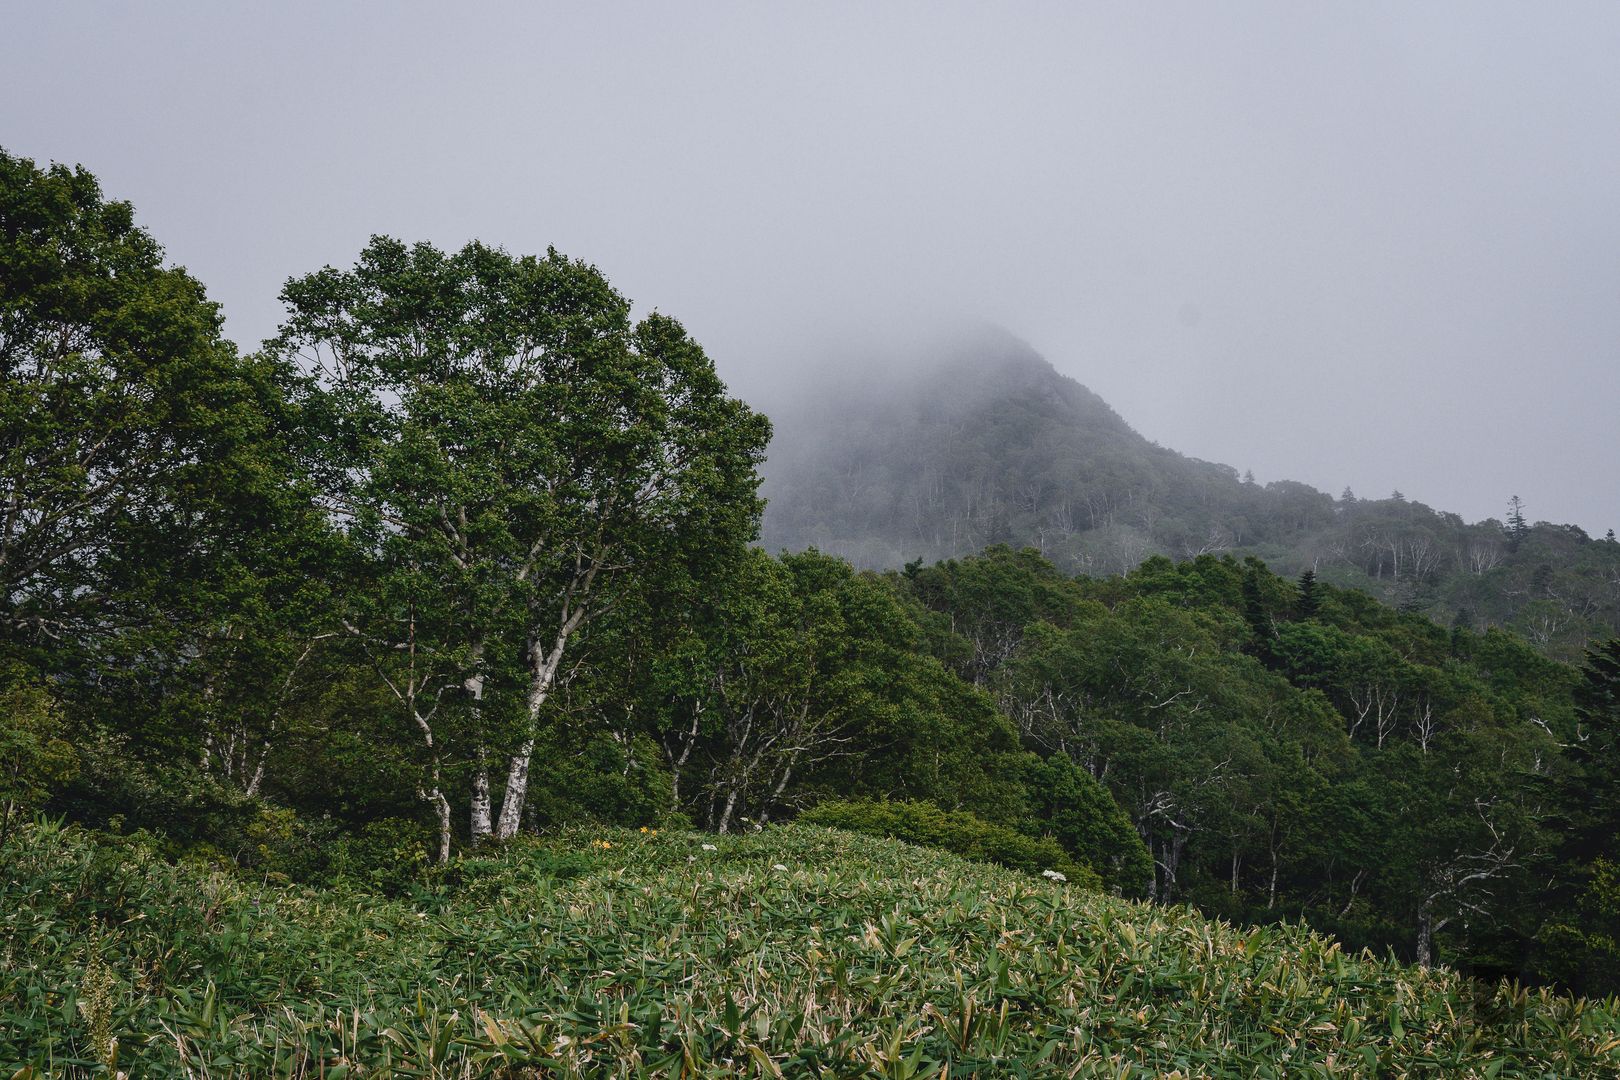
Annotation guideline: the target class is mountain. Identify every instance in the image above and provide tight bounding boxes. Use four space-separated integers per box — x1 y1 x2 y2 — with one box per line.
755 327 1620 658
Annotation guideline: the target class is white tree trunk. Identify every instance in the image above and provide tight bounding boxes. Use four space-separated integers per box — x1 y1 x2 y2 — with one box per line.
494 618 581 839
430 785 452 865
1415 906 1439 969
495 738 535 839
465 668 492 846
469 753 492 844
717 786 741 834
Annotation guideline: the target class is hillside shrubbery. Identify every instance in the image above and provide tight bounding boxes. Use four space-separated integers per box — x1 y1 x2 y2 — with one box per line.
4 821 1617 1078
801 798 1099 888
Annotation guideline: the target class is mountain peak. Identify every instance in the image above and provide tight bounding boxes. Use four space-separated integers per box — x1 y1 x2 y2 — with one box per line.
753 327 1620 657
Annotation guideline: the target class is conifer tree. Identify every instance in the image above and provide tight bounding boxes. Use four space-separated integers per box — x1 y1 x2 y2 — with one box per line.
1505 495 1529 552
1296 569 1320 619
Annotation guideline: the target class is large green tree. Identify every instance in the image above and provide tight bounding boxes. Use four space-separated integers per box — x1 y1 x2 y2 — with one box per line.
1 149 282 654
275 237 768 846
1 148 324 835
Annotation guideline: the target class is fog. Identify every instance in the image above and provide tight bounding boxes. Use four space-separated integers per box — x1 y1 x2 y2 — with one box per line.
6 2 1618 532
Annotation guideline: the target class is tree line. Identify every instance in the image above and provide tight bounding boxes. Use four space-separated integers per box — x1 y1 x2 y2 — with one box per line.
3 149 1616 995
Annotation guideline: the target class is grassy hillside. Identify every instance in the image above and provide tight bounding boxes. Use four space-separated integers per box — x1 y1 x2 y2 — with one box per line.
4 821 1617 1077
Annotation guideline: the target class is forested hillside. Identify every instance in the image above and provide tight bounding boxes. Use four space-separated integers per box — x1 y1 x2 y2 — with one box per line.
5 149 1620 1074
758 329 1620 660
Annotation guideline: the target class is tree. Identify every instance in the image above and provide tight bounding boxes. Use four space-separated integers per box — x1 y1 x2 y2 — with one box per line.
1241 561 1276 655
275 237 768 845
1567 638 1620 861
1296 569 1321 619
899 545 1090 685
1021 753 1152 895
1 149 281 652
1 149 329 830
657 549 833 832
1505 495 1529 552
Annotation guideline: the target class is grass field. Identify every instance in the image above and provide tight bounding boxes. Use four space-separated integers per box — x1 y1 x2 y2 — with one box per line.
2 819 1617 1077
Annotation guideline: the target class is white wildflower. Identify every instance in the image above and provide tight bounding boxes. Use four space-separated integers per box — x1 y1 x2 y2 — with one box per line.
701 843 718 851
1041 869 1067 883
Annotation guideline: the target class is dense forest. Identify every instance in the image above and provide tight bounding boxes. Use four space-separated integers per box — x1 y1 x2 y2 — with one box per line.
758 329 1620 662
4 142 1618 1031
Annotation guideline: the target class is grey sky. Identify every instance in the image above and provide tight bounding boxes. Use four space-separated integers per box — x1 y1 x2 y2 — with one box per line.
6 2 1618 533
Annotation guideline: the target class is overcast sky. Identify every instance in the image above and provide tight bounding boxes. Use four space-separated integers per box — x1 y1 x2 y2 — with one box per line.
6 2 1618 532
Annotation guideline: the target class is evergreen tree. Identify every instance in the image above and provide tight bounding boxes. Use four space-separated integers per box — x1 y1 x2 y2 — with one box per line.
1449 607 1474 656
1296 569 1321 619
1242 562 1276 654
1505 495 1529 551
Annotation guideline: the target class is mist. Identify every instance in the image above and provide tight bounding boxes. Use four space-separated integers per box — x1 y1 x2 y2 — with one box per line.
6 1 1618 532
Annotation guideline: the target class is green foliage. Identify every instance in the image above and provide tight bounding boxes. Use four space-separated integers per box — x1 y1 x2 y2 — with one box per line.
1534 639 1620 996
523 729 675 830
0 663 76 841
0 146 290 658
1536 858 1620 999
274 233 771 845
327 816 435 894
52 730 261 852
2 821 1616 1077
801 798 1098 887
5 152 1615 1010
1019 755 1153 897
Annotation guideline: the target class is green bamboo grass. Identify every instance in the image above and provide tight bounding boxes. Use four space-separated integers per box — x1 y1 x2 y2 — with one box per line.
3 819 1616 1077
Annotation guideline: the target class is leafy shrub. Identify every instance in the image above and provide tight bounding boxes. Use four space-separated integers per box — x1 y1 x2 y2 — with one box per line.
0 662 77 845
1535 857 1620 998
801 797 1099 887
524 730 675 829
51 728 261 853
1019 754 1153 896
327 816 433 895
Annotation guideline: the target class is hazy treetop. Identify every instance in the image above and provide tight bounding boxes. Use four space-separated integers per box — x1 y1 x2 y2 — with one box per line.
6 1 1617 531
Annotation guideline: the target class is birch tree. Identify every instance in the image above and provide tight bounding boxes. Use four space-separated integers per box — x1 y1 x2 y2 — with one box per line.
276 237 767 842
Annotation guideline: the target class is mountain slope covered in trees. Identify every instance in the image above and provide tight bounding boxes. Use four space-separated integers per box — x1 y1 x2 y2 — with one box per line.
758 329 1620 659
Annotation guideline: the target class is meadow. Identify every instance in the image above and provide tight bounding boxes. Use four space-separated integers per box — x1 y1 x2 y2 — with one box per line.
3 820 1617 1078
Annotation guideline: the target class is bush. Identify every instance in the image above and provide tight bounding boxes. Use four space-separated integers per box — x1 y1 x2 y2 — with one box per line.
523 730 675 829
1535 857 1620 998
1019 755 1154 896
801 798 1099 887
327 816 434 895
0 663 77 844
